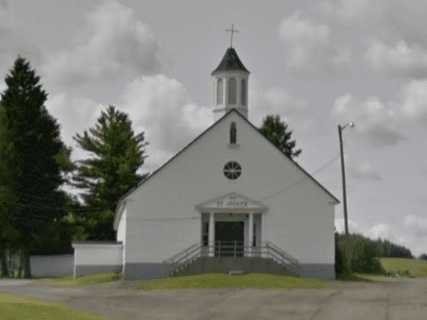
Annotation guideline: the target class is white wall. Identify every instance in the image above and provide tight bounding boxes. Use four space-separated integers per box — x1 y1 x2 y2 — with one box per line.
30 254 73 278
124 112 336 266
72 243 122 277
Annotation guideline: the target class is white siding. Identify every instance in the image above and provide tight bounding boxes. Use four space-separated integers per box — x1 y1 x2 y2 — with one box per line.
124 112 336 265
73 244 122 267
31 255 73 278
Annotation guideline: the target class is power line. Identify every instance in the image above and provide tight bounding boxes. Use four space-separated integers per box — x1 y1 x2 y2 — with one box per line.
258 154 339 202
102 154 341 224
1 154 340 221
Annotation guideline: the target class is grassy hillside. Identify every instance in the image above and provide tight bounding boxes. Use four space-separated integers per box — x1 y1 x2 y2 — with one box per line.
138 273 328 290
380 258 427 277
0 293 102 320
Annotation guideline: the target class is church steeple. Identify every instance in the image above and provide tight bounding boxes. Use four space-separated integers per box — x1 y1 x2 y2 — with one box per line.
212 47 250 120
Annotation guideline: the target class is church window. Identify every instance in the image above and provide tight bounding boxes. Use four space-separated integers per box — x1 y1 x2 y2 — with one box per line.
217 79 223 105
228 78 237 105
241 79 247 106
223 161 241 180
230 122 237 144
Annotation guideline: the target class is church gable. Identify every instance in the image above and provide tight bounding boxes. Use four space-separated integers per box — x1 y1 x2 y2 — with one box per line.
114 46 338 229
116 109 337 221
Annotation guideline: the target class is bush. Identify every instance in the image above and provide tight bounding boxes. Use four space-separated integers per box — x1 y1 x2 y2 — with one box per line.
335 233 388 275
335 233 351 275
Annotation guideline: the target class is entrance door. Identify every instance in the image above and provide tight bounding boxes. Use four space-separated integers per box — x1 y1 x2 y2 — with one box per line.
215 221 244 257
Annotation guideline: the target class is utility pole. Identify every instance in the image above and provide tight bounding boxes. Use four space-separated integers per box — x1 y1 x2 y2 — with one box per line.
338 122 354 236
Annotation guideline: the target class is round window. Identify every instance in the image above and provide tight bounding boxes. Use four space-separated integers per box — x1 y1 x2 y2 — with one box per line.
223 161 242 180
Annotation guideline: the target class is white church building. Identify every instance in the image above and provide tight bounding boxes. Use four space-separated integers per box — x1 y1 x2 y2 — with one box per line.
73 46 339 280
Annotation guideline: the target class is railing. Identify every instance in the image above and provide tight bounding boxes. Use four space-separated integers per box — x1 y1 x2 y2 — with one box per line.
215 241 245 257
163 241 301 276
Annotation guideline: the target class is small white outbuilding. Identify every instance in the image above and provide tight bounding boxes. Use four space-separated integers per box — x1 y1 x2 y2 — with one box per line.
75 46 339 280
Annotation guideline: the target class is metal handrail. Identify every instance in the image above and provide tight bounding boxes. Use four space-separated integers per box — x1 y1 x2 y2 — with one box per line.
163 243 200 264
163 240 301 276
266 241 299 265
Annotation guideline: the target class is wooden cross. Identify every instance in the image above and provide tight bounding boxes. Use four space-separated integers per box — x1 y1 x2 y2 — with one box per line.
226 24 239 47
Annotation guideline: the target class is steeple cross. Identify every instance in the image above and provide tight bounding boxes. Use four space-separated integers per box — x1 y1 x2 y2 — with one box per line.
226 24 239 47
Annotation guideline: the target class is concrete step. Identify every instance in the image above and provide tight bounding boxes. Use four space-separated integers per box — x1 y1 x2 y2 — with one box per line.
173 257 291 277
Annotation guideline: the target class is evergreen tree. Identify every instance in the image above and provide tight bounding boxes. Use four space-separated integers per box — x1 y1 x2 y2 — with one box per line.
73 106 148 240
0 57 68 277
259 115 302 159
0 105 17 277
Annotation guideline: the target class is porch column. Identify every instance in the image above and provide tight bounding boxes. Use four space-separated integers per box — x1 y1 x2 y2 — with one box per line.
247 212 254 257
208 212 215 257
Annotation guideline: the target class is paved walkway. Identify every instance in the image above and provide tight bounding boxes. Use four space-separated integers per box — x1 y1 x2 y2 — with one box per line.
1 278 427 319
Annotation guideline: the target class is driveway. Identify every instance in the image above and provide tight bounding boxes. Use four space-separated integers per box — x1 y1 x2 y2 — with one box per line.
1 278 427 319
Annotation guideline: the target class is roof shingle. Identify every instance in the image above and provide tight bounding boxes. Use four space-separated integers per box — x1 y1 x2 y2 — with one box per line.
211 47 250 75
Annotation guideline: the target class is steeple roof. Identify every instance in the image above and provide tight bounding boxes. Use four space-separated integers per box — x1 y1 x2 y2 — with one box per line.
211 47 250 75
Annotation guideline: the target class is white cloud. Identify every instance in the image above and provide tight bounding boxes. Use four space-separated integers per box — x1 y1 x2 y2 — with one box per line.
366 41 427 77
335 218 361 234
251 85 306 124
366 223 393 240
47 74 212 172
0 0 9 24
43 0 162 92
349 162 382 181
332 94 405 146
335 217 427 256
46 93 103 157
401 80 427 122
39 1 212 174
404 215 427 238
321 0 384 27
0 1 41 76
278 12 333 71
389 215 427 256
120 74 211 171
319 1 427 78
335 219 422 255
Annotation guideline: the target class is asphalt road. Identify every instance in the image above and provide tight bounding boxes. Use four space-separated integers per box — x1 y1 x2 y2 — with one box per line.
1 277 427 319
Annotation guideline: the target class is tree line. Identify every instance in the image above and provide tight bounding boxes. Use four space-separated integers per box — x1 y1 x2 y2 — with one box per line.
335 232 413 275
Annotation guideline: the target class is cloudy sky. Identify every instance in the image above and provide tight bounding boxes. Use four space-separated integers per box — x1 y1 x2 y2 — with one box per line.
1 0 427 255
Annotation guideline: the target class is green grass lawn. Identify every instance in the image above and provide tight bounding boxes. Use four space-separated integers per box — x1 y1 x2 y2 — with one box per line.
380 258 427 277
138 273 328 290
0 293 102 320
42 272 120 287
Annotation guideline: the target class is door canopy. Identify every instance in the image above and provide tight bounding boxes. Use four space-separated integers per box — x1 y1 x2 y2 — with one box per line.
196 192 267 213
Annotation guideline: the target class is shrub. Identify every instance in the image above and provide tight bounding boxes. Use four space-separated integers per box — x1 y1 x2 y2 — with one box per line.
335 233 351 275
335 233 387 275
